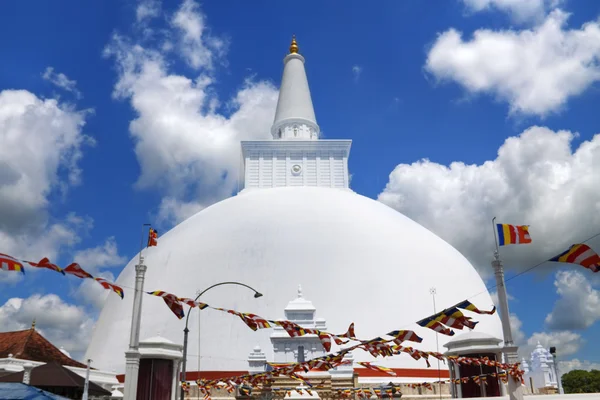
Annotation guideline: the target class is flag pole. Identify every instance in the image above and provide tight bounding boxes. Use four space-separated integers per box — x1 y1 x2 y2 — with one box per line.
124 223 151 400
490 217 523 400
492 216 500 261
429 287 442 400
139 223 151 265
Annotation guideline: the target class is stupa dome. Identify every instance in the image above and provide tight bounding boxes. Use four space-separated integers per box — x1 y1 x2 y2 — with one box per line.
85 186 502 373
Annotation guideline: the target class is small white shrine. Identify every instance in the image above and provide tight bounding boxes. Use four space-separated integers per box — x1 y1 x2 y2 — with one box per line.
248 285 354 379
522 342 559 394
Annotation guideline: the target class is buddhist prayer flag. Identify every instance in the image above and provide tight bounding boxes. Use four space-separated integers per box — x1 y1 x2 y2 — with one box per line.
147 227 158 247
0 254 25 274
496 223 531 246
148 291 185 319
64 263 94 279
455 300 496 315
95 277 124 299
549 244 600 273
30 257 65 275
434 307 478 330
386 329 423 343
336 322 356 339
178 297 209 309
416 316 455 336
357 362 397 376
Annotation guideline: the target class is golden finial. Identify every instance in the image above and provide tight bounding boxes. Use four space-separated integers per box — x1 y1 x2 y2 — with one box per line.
289 35 299 54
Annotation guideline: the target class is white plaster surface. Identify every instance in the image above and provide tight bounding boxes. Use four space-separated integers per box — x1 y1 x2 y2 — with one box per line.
86 186 502 373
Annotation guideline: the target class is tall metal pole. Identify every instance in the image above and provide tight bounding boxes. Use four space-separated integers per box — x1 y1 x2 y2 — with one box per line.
179 282 263 400
82 359 91 400
124 224 150 400
491 217 523 400
551 350 563 394
429 287 442 400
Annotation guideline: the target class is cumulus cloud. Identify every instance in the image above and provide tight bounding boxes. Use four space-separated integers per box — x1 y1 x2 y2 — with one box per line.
0 294 95 358
425 10 600 116
352 65 362 82
0 90 94 272
104 0 278 225
490 290 516 308
378 126 600 276
510 312 527 345
461 0 562 24
75 271 117 310
510 313 584 363
559 359 600 375
526 331 584 357
42 67 82 99
545 270 600 330
136 0 160 23
171 0 227 70
73 236 127 273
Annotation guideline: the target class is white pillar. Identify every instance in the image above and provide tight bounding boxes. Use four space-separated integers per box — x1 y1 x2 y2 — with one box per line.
492 257 524 400
172 359 181 400
82 358 91 400
123 263 147 399
22 363 33 385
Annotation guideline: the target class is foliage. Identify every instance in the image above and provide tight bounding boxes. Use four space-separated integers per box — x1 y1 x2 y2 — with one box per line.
562 369 600 393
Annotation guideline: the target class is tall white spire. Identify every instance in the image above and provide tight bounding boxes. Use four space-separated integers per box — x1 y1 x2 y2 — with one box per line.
271 36 319 140
240 36 351 191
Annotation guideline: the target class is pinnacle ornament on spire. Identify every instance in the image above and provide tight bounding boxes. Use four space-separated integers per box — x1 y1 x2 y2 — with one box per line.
297 284 303 298
289 35 299 54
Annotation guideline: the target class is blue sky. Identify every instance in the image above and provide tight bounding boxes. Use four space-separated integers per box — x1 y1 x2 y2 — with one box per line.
1 0 600 374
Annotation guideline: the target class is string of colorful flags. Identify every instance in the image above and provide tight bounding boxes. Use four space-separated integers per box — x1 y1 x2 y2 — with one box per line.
265 368 511 397
265 368 512 397
0 226 160 298
179 349 525 399
0 253 125 298
184 370 512 398
1 222 599 301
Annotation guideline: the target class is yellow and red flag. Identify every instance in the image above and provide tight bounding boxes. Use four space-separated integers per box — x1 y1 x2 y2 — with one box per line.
147 227 158 247
496 223 531 246
549 244 600 273
0 253 25 274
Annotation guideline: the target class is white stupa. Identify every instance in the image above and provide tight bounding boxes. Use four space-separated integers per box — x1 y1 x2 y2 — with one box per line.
85 37 502 377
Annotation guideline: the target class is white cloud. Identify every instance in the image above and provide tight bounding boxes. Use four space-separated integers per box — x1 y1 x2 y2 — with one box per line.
425 10 600 116
73 236 128 273
0 294 95 358
510 313 586 367
461 0 562 24
42 67 82 99
526 331 584 357
75 271 116 310
545 270 600 330
104 0 278 225
559 358 600 375
156 196 206 225
378 126 600 276
510 313 527 345
352 65 362 82
0 90 94 269
171 0 227 70
136 0 160 23
490 290 516 308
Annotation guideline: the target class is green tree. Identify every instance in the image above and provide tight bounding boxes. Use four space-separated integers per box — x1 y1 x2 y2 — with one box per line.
562 369 600 393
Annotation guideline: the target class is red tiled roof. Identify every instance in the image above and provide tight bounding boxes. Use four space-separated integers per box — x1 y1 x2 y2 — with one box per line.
0 328 87 369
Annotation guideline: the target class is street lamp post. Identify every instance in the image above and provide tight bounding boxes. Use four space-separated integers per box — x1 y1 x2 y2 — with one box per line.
179 282 263 400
